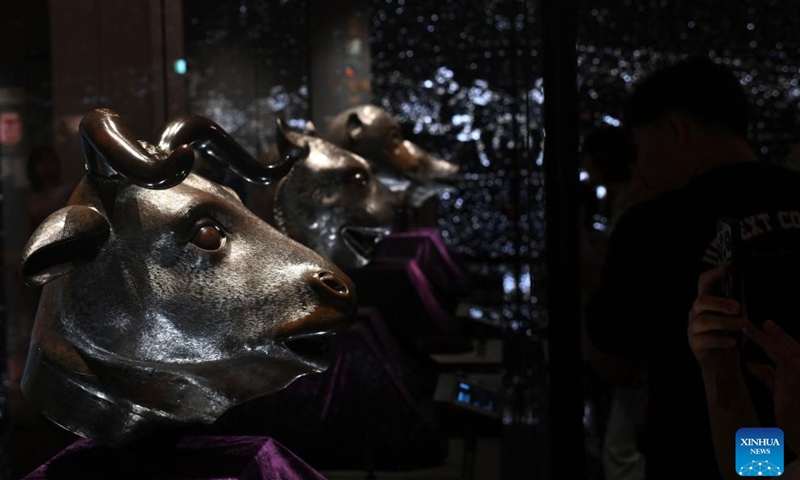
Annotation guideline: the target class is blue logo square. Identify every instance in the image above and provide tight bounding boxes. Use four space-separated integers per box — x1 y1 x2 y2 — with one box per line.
736 427 784 476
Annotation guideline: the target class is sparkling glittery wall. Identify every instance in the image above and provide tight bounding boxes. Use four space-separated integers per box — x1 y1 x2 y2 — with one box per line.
369 0 547 434
369 0 545 266
576 0 800 162
184 0 310 158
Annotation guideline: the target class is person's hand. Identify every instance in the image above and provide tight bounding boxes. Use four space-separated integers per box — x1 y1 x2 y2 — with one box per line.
744 320 800 454
687 267 745 372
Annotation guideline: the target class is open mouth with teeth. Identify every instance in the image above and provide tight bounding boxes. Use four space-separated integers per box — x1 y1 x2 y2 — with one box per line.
341 226 390 263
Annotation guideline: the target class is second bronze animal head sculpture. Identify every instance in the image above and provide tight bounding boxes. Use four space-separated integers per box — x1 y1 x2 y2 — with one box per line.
20 109 357 446
272 120 396 269
159 116 397 269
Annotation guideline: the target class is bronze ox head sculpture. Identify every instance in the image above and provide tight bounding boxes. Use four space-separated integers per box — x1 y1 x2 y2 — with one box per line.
325 104 460 207
20 108 357 446
159 116 396 270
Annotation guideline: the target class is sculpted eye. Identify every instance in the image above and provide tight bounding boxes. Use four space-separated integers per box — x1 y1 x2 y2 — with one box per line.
345 169 369 186
190 219 226 252
353 172 367 185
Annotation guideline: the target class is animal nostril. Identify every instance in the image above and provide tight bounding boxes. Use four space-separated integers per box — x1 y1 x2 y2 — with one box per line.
316 271 349 296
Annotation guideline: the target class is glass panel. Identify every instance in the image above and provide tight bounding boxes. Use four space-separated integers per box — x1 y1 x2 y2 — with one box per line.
2 1 547 479
368 1 546 477
182 2 544 477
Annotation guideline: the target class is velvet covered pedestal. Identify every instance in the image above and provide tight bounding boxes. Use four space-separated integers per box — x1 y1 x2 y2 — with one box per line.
371 229 471 300
345 229 474 354
22 436 327 480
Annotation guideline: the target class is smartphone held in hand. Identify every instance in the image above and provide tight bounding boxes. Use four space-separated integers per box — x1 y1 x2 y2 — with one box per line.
713 217 744 408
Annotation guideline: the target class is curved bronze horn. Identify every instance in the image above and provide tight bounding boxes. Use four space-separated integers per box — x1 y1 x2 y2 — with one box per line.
81 109 194 189
158 115 299 185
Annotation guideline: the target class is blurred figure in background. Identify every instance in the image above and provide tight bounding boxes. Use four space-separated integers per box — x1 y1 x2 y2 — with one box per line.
581 125 649 228
579 125 651 480
579 125 648 298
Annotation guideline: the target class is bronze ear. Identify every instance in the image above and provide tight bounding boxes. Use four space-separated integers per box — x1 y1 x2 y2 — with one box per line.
304 121 318 136
275 118 310 162
346 112 365 141
20 205 110 287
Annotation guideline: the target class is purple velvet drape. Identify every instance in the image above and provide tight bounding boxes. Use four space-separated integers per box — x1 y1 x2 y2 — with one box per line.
345 228 473 353
373 228 471 299
22 436 327 480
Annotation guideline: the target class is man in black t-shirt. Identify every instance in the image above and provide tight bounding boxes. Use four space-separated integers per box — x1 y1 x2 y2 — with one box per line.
584 57 800 480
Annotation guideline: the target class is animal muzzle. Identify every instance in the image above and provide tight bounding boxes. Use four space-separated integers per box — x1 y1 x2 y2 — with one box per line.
423 155 460 181
276 269 356 342
392 141 421 175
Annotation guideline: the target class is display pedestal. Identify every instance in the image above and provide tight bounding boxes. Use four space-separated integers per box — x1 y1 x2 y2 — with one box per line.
372 229 471 299
346 229 473 354
22 436 327 480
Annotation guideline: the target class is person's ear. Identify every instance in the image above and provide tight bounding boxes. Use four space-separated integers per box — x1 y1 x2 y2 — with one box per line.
666 113 689 149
